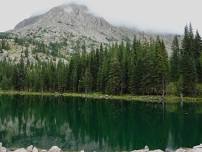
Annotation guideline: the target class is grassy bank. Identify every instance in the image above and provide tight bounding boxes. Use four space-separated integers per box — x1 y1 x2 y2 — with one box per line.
0 90 202 104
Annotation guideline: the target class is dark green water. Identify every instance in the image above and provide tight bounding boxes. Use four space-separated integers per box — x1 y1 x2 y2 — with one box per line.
0 95 202 151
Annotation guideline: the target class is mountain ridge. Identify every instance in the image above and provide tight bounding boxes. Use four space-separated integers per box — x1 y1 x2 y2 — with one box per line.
11 3 175 51
0 3 177 64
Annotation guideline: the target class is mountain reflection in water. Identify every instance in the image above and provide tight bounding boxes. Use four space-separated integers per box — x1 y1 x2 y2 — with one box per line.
0 95 202 152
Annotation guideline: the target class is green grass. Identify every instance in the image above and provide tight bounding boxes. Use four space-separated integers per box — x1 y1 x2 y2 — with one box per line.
1 90 202 104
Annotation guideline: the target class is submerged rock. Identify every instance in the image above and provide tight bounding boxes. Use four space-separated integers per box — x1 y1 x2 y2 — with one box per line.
0 147 7 152
175 148 186 152
0 143 6 152
193 144 202 149
27 145 33 152
131 145 149 152
165 148 174 152
1 143 202 152
32 147 38 152
48 146 62 152
131 149 163 152
150 149 164 152
176 148 196 152
193 144 202 152
131 149 147 152
14 148 27 152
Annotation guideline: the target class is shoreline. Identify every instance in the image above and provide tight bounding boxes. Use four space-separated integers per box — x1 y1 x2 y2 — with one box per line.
0 90 202 103
1 143 202 152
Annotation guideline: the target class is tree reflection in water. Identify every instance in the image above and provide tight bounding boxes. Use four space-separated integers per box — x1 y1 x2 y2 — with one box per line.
0 95 202 151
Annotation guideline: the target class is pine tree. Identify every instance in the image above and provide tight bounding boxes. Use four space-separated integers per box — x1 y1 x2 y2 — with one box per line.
69 50 81 92
0 76 11 90
140 40 158 95
57 60 66 92
106 56 121 94
180 25 197 96
120 42 130 94
200 53 202 82
170 35 180 82
194 30 202 82
0 41 2 53
129 39 144 94
97 50 109 93
89 49 99 91
180 53 197 95
1 39 10 50
152 37 169 95
82 67 93 93
25 47 29 58
12 55 26 90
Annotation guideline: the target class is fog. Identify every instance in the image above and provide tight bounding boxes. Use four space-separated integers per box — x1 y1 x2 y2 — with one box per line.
0 0 201 34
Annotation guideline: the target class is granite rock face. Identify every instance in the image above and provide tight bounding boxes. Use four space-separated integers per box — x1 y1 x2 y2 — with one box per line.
11 3 174 53
1 3 176 64
12 3 136 44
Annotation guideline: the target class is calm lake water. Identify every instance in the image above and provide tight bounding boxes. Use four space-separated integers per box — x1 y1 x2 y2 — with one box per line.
0 95 202 151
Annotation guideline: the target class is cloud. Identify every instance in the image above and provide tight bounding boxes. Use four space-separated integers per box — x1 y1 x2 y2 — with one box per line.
0 0 65 31
82 0 202 34
0 0 201 34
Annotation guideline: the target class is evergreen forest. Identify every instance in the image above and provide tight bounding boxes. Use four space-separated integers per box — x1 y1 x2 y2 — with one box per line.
0 24 202 97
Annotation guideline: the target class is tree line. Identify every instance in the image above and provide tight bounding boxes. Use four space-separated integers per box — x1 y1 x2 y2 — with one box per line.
170 24 202 96
0 24 201 96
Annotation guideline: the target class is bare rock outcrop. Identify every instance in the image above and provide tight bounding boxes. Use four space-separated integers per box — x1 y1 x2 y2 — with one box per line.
11 3 174 54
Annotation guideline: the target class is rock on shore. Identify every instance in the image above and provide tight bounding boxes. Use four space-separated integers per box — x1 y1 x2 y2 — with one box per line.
0 143 85 152
131 144 202 152
1 143 202 152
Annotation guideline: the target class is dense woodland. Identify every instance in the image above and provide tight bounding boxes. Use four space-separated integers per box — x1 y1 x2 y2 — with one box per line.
0 24 202 96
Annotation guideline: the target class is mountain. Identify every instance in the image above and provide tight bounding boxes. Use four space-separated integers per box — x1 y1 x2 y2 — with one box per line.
13 4 134 43
0 3 176 63
11 3 175 50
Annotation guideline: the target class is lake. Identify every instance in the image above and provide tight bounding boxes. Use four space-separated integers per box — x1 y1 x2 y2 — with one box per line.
0 95 202 152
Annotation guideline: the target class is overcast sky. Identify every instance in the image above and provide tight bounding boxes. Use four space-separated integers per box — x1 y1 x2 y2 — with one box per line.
0 0 201 34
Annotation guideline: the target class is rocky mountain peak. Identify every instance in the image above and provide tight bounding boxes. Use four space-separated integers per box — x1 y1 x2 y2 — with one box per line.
11 3 174 54
14 4 90 30
12 3 121 44
60 3 89 14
